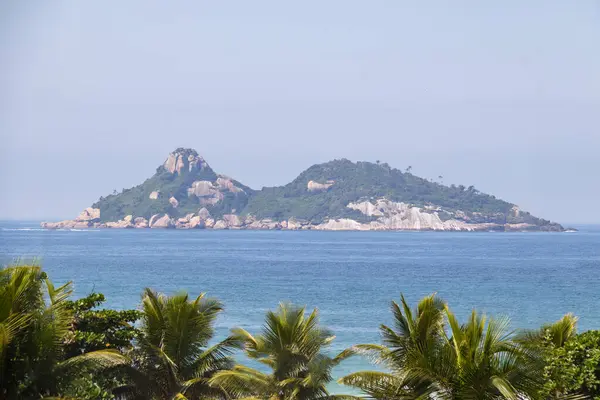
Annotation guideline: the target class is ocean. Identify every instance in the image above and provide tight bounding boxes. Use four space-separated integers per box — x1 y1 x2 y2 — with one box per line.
1 220 599 388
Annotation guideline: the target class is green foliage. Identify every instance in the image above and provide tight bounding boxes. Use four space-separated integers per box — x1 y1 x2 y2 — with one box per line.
517 313 579 350
243 159 553 226
6 262 598 399
93 166 217 222
58 373 116 400
0 264 129 399
210 303 358 400
340 294 542 399
53 293 141 399
64 292 141 356
92 148 252 222
127 288 241 399
538 330 600 399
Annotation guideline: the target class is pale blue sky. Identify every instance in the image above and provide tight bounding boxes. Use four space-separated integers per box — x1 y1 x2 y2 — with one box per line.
1 1 598 223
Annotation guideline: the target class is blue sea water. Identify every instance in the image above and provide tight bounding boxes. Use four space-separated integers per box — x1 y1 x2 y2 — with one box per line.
1 220 599 388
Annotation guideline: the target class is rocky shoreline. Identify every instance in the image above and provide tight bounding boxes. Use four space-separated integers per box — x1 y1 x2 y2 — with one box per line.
40 203 565 232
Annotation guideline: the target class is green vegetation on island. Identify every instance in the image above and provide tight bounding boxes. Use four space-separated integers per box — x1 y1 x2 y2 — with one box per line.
243 158 549 225
2 262 599 399
92 148 253 222
69 148 563 231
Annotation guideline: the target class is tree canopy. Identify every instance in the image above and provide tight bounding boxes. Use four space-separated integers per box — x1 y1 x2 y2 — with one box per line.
2 263 597 399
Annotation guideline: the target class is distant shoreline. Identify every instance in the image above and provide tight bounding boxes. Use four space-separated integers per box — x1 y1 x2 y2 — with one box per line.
36 224 575 233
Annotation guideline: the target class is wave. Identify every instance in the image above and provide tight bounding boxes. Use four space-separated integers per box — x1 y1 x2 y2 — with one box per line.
1 227 98 232
57 228 98 232
1 228 46 231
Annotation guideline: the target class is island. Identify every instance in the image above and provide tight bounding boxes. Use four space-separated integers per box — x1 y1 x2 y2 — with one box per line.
41 148 564 231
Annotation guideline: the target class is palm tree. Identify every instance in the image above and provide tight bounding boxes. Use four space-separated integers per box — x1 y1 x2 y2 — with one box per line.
440 308 540 399
340 294 541 399
210 303 358 400
516 314 578 349
339 294 446 399
0 264 128 399
124 288 240 399
515 314 581 400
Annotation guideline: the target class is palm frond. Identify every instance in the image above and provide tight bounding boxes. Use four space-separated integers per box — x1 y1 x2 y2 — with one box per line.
192 335 240 376
209 365 273 398
491 376 519 400
516 313 578 350
339 370 419 399
57 348 130 372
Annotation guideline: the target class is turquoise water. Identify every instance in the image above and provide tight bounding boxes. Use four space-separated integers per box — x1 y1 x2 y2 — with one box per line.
1 221 599 386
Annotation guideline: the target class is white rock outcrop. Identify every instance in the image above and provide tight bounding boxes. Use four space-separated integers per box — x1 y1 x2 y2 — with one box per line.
223 214 243 228
188 216 204 229
216 176 244 193
345 199 470 231
149 214 175 228
511 206 520 217
314 218 369 231
286 219 303 230
347 201 383 217
134 217 149 228
187 181 223 205
164 150 207 175
213 220 228 229
307 180 334 192
76 207 100 222
343 199 508 231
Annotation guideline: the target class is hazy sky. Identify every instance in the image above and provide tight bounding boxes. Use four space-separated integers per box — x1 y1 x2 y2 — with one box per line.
1 1 598 223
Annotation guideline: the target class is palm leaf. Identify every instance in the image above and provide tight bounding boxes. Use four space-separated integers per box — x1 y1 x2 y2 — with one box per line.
56 348 130 372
